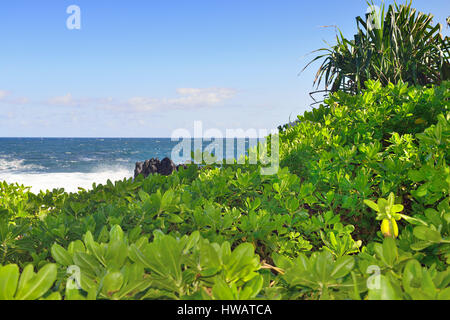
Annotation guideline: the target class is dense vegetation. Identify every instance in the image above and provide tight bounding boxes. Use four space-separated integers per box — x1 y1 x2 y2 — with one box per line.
1 0 449 301
0 80 448 300
304 1 449 95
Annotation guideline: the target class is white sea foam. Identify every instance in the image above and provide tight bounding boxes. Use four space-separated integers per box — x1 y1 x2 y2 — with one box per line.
0 158 45 172
0 167 134 194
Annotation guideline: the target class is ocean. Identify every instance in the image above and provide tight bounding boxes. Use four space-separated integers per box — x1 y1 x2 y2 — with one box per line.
0 138 254 193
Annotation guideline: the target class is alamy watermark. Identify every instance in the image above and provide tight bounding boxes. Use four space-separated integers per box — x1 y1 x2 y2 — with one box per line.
66 265 82 290
171 121 280 175
366 265 381 290
66 5 81 30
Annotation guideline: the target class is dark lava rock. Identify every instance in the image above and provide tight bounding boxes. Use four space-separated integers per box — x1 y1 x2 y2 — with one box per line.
159 157 177 176
134 157 179 178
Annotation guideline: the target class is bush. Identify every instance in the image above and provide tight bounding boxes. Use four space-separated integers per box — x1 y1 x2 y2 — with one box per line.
304 1 449 95
0 81 449 300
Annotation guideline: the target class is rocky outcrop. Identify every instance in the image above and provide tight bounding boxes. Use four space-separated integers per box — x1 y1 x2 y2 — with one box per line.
134 157 187 178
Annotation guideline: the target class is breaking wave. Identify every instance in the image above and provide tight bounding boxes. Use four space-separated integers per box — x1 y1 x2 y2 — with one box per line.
0 158 45 172
0 162 133 193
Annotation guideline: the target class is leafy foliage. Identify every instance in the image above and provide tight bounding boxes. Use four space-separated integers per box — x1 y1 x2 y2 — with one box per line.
304 1 449 95
0 80 449 300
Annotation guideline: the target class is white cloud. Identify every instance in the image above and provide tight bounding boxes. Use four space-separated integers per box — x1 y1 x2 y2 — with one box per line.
0 90 29 105
11 97 29 104
127 87 236 112
0 90 10 100
21 87 237 114
46 88 236 112
48 93 76 106
174 88 236 105
126 97 159 112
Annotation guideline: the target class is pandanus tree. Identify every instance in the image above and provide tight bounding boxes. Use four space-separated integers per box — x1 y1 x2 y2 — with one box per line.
304 1 450 97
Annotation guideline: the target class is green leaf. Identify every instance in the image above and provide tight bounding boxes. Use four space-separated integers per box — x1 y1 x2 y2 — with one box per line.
402 259 422 293
273 183 280 193
272 253 292 271
391 204 404 213
314 251 334 284
413 226 442 243
239 275 263 300
224 242 259 283
138 190 150 202
399 214 427 226
183 231 200 254
382 237 398 267
107 240 128 265
438 287 450 300
42 292 62 300
68 240 86 255
129 244 153 270
109 225 124 243
364 199 379 212
15 264 57 300
102 272 124 296
0 264 19 300
17 265 35 295
410 241 433 251
421 270 437 298
83 231 106 267
73 252 102 276
330 256 355 279
368 275 401 300
51 244 73 266
415 185 428 197
212 278 235 300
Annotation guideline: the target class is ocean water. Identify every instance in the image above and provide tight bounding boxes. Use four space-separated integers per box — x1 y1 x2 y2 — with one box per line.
0 138 254 193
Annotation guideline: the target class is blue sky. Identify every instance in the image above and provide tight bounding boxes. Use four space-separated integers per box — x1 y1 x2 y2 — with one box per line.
0 0 448 137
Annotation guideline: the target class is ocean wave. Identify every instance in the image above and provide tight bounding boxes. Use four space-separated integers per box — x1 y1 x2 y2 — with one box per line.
0 158 46 172
79 157 97 162
0 167 134 193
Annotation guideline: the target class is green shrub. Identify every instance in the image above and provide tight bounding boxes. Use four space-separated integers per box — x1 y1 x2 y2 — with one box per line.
0 81 448 300
305 1 449 95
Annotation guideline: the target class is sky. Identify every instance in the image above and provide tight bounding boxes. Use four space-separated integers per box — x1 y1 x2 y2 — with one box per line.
0 0 448 137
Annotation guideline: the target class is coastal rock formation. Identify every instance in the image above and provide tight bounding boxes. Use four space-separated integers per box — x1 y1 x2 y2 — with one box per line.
134 157 187 178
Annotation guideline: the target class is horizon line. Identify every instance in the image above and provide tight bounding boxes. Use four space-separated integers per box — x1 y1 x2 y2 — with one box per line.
0 136 260 139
